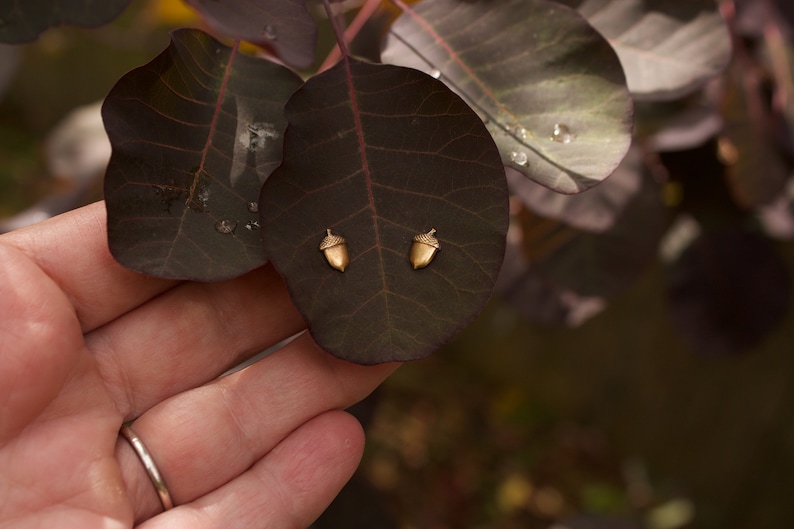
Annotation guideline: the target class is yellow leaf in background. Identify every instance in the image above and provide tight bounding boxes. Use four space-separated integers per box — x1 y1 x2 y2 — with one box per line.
147 0 197 26
496 474 533 513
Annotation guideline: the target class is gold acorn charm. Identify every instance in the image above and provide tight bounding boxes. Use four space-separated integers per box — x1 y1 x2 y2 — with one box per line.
410 228 440 269
319 229 349 272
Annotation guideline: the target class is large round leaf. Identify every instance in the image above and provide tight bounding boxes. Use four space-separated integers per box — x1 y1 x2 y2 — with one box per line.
557 0 732 101
0 0 131 43
103 29 302 280
667 229 790 356
260 58 509 365
382 0 632 194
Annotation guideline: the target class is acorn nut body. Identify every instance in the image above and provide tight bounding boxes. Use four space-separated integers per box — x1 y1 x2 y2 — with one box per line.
410 228 440 269
319 229 349 272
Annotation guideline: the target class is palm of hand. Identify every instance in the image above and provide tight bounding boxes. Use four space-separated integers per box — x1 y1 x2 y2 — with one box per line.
0 203 396 528
1 241 128 526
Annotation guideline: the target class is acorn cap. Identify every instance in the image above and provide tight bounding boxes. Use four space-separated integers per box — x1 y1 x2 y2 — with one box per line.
319 228 346 250
412 228 439 249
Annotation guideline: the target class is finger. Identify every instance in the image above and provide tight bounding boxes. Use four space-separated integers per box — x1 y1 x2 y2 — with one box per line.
0 242 83 441
137 410 364 529
116 334 398 520
87 263 306 419
0 202 177 333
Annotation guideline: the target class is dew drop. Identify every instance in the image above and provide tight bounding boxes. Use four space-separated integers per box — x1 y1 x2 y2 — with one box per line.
245 220 260 231
246 201 259 213
263 24 277 41
509 151 529 167
515 126 528 140
186 169 210 213
241 122 279 152
215 219 238 235
551 123 575 143
429 69 442 79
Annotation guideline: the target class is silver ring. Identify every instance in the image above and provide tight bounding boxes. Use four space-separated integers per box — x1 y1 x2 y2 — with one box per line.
120 425 174 511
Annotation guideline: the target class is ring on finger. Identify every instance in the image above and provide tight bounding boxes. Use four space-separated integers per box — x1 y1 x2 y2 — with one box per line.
120 424 174 511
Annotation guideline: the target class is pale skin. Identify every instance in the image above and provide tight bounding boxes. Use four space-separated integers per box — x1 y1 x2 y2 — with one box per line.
0 201 398 528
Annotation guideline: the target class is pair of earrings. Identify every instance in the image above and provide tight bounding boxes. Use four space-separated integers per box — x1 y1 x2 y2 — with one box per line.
319 228 440 272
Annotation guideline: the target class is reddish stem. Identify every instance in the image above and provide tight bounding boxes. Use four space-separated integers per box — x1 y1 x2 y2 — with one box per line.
319 0 383 73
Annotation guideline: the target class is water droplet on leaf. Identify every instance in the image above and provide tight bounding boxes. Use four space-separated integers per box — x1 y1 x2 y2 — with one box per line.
245 220 260 231
551 123 575 143
186 168 211 213
509 151 529 167
240 122 279 152
246 201 259 213
263 24 277 41
153 183 183 214
215 219 238 235
429 69 442 79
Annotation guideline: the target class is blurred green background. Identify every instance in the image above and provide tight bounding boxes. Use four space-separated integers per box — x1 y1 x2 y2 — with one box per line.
3 2 794 529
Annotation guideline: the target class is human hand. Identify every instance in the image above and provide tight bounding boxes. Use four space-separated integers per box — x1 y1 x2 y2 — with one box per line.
0 202 397 528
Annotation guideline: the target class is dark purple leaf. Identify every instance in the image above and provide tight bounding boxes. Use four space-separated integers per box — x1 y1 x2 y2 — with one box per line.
721 60 790 208
667 229 790 356
557 0 732 101
773 0 794 29
184 0 317 69
508 145 644 233
514 167 667 299
638 98 724 151
496 241 606 326
0 0 131 43
0 43 20 98
382 0 632 194
259 58 509 364
103 29 302 280
734 0 794 38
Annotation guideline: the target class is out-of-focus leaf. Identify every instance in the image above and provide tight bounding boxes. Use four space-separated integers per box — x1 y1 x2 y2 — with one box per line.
508 145 643 233
658 214 702 264
184 0 317 69
773 0 794 29
259 58 509 365
759 177 794 240
734 0 793 40
0 0 131 43
637 97 724 151
756 10 794 163
103 29 302 280
1 101 110 233
666 229 790 356
382 0 632 194
47 101 110 187
516 167 667 299
720 59 790 209
0 43 20 98
557 0 732 101
497 240 606 326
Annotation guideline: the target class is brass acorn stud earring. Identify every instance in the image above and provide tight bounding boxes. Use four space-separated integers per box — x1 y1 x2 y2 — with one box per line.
410 228 440 269
319 229 349 272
